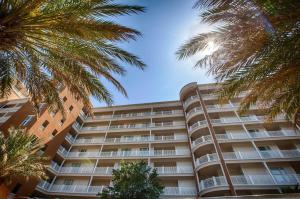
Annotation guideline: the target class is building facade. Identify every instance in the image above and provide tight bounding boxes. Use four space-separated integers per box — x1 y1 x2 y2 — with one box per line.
0 83 84 197
1 82 300 198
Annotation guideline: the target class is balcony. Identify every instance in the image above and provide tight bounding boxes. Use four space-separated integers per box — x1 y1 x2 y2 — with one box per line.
195 150 300 169
0 106 20 113
189 116 289 134
155 166 193 175
189 120 207 134
192 130 300 149
65 133 76 144
37 181 196 196
57 146 68 157
73 135 187 145
183 95 198 108
83 110 183 121
163 187 197 196
0 116 9 123
37 181 104 194
186 107 202 120
64 149 190 158
199 174 300 195
76 121 186 133
49 165 193 176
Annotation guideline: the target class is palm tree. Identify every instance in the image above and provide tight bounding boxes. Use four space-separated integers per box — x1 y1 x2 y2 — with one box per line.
177 0 300 125
0 0 145 113
0 127 47 185
99 161 164 199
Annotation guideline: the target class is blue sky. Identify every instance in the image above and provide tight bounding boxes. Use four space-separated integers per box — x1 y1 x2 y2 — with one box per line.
92 0 214 107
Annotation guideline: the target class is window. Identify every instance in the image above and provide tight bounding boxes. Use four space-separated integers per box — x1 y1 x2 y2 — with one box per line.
68 105 74 112
63 96 67 102
21 115 35 126
49 110 58 117
51 129 58 138
40 120 49 131
59 118 65 126
63 179 73 185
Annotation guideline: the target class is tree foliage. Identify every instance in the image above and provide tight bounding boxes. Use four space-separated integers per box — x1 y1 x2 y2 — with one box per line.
0 127 48 184
177 0 300 125
0 0 145 113
99 161 164 199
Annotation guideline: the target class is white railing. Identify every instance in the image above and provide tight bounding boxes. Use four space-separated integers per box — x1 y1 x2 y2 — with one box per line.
57 146 68 156
85 110 183 121
183 95 198 107
155 166 193 175
0 106 20 113
211 117 240 124
50 166 193 176
75 122 185 132
81 126 108 131
64 149 190 158
79 111 88 119
196 150 300 168
65 134 75 143
72 122 81 131
200 174 300 191
94 167 114 175
186 107 202 118
74 135 187 145
192 130 300 148
206 104 233 110
189 120 207 132
50 161 60 172
37 180 51 190
50 184 104 194
60 167 94 174
0 116 9 123
163 187 197 196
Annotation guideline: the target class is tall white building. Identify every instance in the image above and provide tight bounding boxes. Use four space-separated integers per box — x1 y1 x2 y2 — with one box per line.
34 82 300 198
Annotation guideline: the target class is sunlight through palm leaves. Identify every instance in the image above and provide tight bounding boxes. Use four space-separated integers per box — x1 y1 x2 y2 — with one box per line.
177 0 300 125
0 0 145 114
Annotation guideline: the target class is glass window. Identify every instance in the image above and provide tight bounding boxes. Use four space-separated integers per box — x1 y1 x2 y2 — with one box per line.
21 115 35 126
39 120 49 131
68 106 74 112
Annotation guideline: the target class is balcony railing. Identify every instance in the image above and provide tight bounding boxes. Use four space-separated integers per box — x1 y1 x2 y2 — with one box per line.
195 150 300 168
37 182 104 194
192 130 300 148
49 165 193 176
65 133 76 143
84 110 183 121
37 181 196 196
0 116 9 123
186 107 202 119
77 121 185 132
57 146 68 156
65 149 190 158
183 95 198 107
163 187 197 196
74 135 187 145
189 115 288 132
200 174 300 192
155 166 193 175
189 120 207 132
